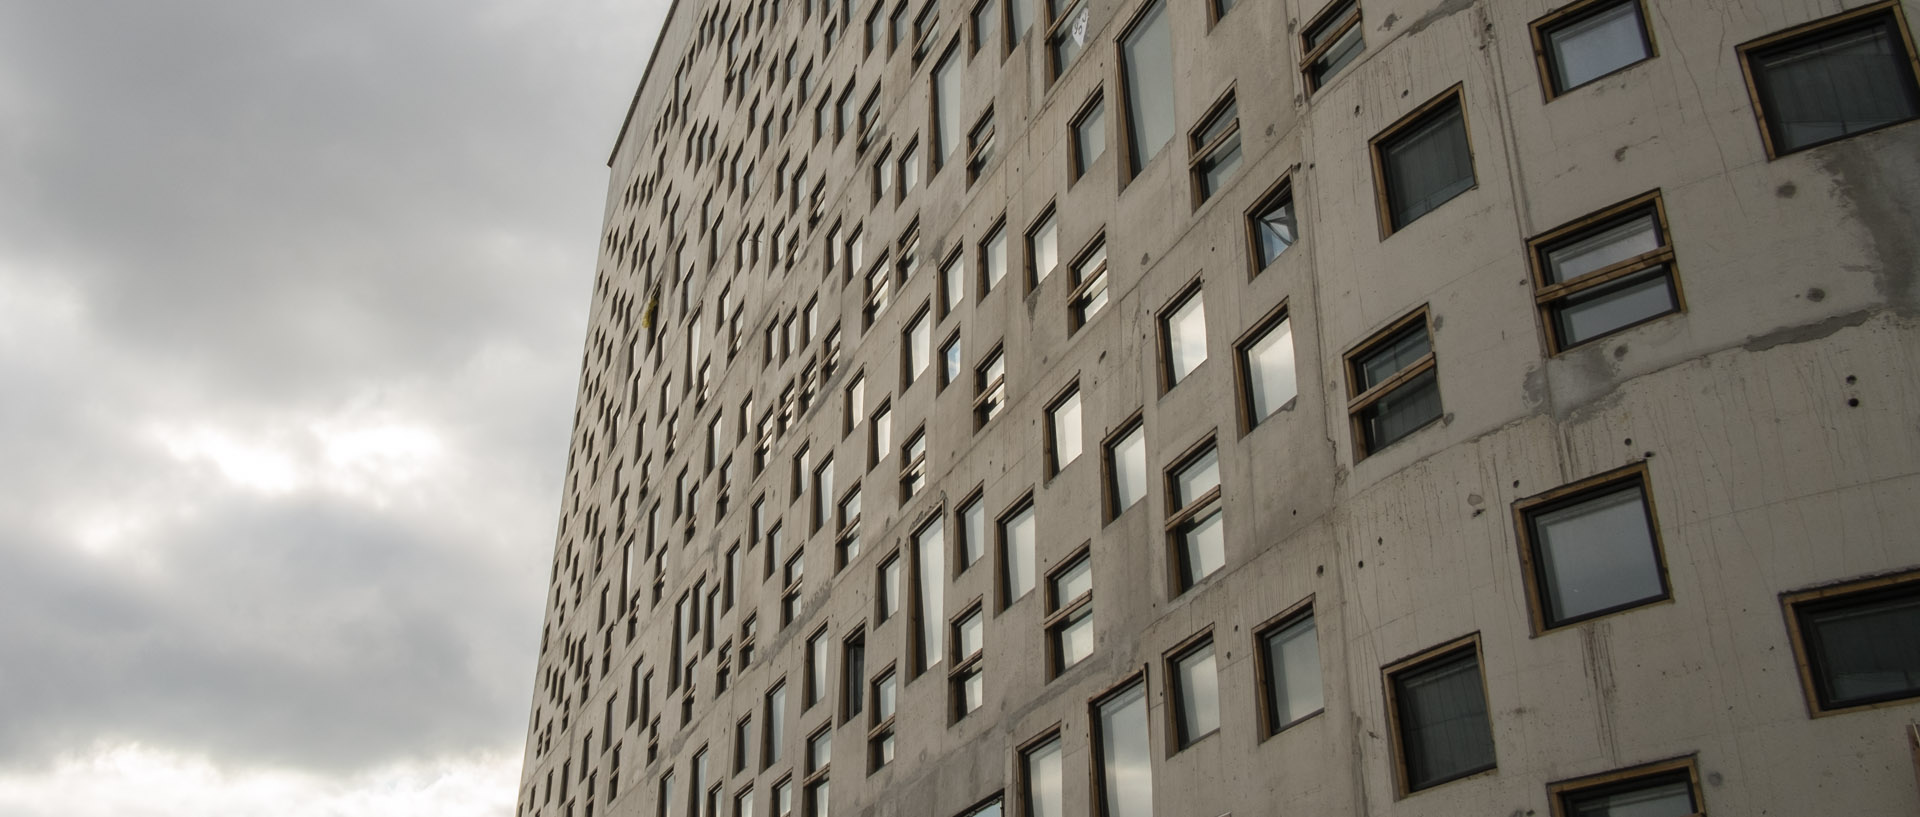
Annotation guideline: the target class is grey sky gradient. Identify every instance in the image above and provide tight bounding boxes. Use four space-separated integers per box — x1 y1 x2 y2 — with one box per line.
0 1 665 812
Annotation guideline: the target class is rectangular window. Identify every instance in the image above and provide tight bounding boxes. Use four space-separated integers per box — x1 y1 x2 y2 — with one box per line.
841 631 866 721
1532 0 1656 99
1070 92 1107 181
973 346 1006 428
806 628 831 708
912 517 947 673
735 716 754 773
735 788 755 817
1047 385 1083 473
868 667 898 770
933 45 964 166
1104 418 1147 517
1188 92 1242 204
902 305 931 388
1020 735 1064 817
981 219 1009 294
1516 464 1670 631
1093 679 1152 817
837 485 863 568
939 251 967 318
1548 756 1703 817
1528 191 1682 351
1118 0 1173 179
844 374 866 438
763 682 788 768
1257 605 1323 733
1009 0 1033 47
1386 636 1496 794
1067 238 1109 329
1247 178 1299 272
899 139 921 198
1168 636 1220 749
913 0 941 61
1345 308 1441 457
967 109 996 183
1044 0 1090 82
869 401 892 470
900 427 927 500
1236 309 1298 428
998 500 1037 606
1300 0 1364 92
872 146 893 205
1045 551 1093 676
859 88 881 149
971 0 1001 57
1165 441 1224 593
772 778 792 817
949 605 986 719
1024 207 1060 289
1740 3 1920 157
957 492 987 569
1159 285 1207 389
1784 569 1920 714
940 331 963 389
877 551 901 621
1372 87 1475 235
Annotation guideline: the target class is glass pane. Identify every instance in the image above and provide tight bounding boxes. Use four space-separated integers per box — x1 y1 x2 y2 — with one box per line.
1756 19 1920 152
1050 0 1088 74
1075 96 1107 174
1058 607 1094 668
1246 317 1299 421
1304 1 1356 50
1544 212 1661 283
1554 266 1677 347
1264 614 1323 726
1199 135 1242 199
1010 0 1034 43
808 731 831 772
974 0 999 52
876 672 897 718
916 519 947 671
943 259 965 311
1356 325 1430 391
1384 102 1475 229
1004 505 1038 601
1175 642 1220 745
1165 292 1208 384
1547 0 1650 91
962 669 985 711
1120 1 1175 174
984 225 1008 290
1255 192 1298 267
935 50 964 161
1052 391 1083 466
1179 508 1225 587
958 611 985 657
1032 214 1058 283
1806 588 1920 707
943 337 963 384
767 686 787 763
908 314 930 378
881 557 901 617
1359 367 1442 450
962 499 986 566
1395 651 1495 790
1053 556 1092 604
1097 682 1153 817
1024 738 1064 817
1112 425 1148 509
1565 775 1696 817
1173 446 1220 505
1310 23 1364 87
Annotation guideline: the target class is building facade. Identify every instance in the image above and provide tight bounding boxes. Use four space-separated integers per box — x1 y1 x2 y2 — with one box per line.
519 0 1920 815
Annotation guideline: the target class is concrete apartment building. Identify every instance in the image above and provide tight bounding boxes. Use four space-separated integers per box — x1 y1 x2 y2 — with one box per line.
518 0 1920 815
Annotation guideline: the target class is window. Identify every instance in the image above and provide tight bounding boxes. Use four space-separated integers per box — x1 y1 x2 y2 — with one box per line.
1300 0 1363 92
1045 551 1094 676
1516 464 1670 631
967 109 996 183
803 728 831 815
1188 93 1241 204
939 251 966 318
869 401 892 470
1009 0 1033 47
1168 636 1220 750
1117 0 1173 181
1386 636 1496 794
877 552 901 621
981 219 1009 294
913 0 941 61
1528 191 1682 351
735 789 755 817
868 667 898 770
903 305 931 387
735 717 754 773
844 374 866 438
1020 734 1064 817
973 346 1006 427
957 492 987 569
1044 0 1090 82
898 139 920 198
837 485 863 568
940 331 963 389
1025 207 1059 289
1236 308 1298 427
872 146 893 204
1046 385 1083 474
1372 87 1475 235
1345 308 1441 457
1093 679 1152 817
912 516 947 673
763 682 788 768
891 3 908 53
806 628 831 708
1548 757 1704 817
956 796 1004 817
771 778 792 817
1070 92 1106 181
841 631 866 721
867 5 884 55
998 500 1036 606
1784 569 1920 713
1532 0 1656 99
1104 418 1147 517
949 605 986 719
1741 3 1920 157
1165 441 1223 592
1257 604 1323 734
858 88 881 149
971 0 1001 57
1209 0 1235 25
900 428 928 500
1247 178 1298 271
1159 285 1207 389
933 45 964 167
1066 238 1109 329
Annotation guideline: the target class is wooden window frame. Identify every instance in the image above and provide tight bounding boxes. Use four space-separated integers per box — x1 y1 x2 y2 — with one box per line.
1525 190 1684 353
1232 300 1295 435
1368 84 1476 239
1043 0 1090 84
874 549 901 622
978 215 1009 299
1068 89 1106 184
1161 433 1222 596
1042 545 1094 680
966 106 996 185
947 599 988 721
866 663 899 772
1299 0 1362 93
1113 0 1168 187
1382 633 1496 797
1252 596 1324 738
1044 380 1083 478
1243 173 1298 277
1736 1 1920 159
1065 233 1110 331
1782 568 1920 716
1100 411 1146 524
1529 0 1658 102
1186 87 1240 208
1088 671 1153 817
901 301 932 389
938 328 964 391
1155 277 1208 394
1342 306 1439 459
1016 728 1066 815
995 493 1038 609
973 343 1008 429
898 425 929 501
1024 203 1059 292
1162 627 1219 753
1546 755 1703 817
1513 461 1672 633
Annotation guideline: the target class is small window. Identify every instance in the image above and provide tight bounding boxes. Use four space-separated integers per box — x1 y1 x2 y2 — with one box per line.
967 109 996 184
1020 734 1065 817
974 346 1007 428
1386 636 1496 794
1257 604 1323 734
903 305 931 387
1070 92 1107 182
957 492 987 569
1168 635 1220 750
981 219 1009 295
1159 285 1207 389
1372 87 1475 235
1188 92 1242 204
1118 0 1175 179
933 46 964 167
1784 569 1920 714
1344 308 1441 458
1067 237 1110 329
1045 551 1094 676
939 330 964 389
1209 0 1236 26
998 499 1037 606
1516 464 1670 631
971 0 1001 57
949 605 986 719
1531 0 1656 99
899 139 921 199
1164 441 1224 593
1301 0 1364 92
1104 418 1148 518
1740 2 1920 157
1247 179 1298 271
1236 308 1298 428
913 1 942 62
805 628 831 708
939 251 966 318
1529 191 1681 352
868 401 892 470
877 552 901 621
867 666 898 770
899 428 928 500
1548 756 1703 817
1044 0 1091 82
872 146 893 205
1026 207 1059 289
1092 678 1153 817
1047 385 1084 473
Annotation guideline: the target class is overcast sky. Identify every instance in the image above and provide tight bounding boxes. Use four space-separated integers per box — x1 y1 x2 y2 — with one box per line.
0 2 666 814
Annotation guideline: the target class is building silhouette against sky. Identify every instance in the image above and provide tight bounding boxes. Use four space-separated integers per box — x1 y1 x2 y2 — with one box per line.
519 0 1920 815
